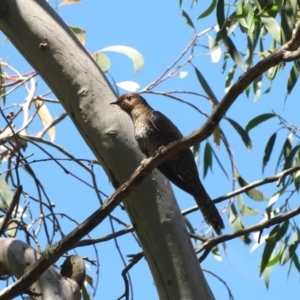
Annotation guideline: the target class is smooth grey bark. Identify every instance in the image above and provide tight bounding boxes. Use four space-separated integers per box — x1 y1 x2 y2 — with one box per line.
0 238 82 300
0 0 215 299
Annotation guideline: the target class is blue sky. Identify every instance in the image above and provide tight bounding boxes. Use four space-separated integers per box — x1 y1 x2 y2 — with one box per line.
1 0 300 299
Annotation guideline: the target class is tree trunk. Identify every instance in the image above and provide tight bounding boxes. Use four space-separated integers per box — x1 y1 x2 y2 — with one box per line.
0 0 215 298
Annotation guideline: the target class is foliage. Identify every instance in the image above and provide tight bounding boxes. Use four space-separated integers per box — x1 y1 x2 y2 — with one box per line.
179 0 300 288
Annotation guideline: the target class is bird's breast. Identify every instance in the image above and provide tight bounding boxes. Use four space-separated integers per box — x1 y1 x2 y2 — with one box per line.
133 117 164 157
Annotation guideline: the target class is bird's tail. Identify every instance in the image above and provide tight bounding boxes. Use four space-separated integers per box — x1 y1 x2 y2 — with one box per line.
194 195 224 235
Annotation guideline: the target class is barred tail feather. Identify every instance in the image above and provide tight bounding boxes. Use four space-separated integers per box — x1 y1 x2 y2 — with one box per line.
194 196 224 235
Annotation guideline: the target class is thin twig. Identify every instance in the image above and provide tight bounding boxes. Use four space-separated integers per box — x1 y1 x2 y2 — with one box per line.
196 205 300 253
0 185 22 236
116 252 144 300
182 165 300 216
203 269 234 300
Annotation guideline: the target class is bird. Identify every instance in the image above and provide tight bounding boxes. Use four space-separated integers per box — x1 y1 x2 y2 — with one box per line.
110 93 224 234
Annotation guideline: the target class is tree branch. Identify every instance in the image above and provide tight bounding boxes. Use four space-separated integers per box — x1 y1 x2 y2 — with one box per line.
197 205 300 256
1 3 300 299
183 165 300 215
0 185 22 236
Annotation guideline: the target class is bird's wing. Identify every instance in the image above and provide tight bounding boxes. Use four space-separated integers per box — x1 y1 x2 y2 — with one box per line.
150 111 183 142
150 111 202 196
150 111 199 174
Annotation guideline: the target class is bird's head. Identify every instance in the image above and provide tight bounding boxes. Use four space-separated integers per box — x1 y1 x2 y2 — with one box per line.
110 93 149 114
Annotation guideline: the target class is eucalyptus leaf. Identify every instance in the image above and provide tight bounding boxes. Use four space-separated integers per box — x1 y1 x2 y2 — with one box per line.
100 45 144 73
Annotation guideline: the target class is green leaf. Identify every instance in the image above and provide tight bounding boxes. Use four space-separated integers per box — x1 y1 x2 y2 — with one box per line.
280 0 297 44
287 62 300 95
284 145 300 171
93 52 111 72
261 221 289 260
266 242 286 268
221 53 230 73
0 217 14 236
226 37 246 72
281 228 299 265
253 75 262 102
281 135 294 175
69 26 85 35
194 67 218 104
235 170 267 201
215 6 245 71
236 0 248 29
283 134 293 158
245 84 250 97
213 125 221 148
100 45 144 74
212 245 222 261
182 10 195 29
287 256 293 278
245 113 275 132
293 253 300 273
267 191 280 207
266 64 279 81
216 0 225 32
259 35 264 53
263 132 277 172
225 65 237 93
293 169 300 191
0 174 14 209
225 117 252 150
263 265 272 289
275 134 293 173
69 26 86 44
276 221 290 241
237 195 260 216
245 2 255 33
228 203 251 244
5 219 19 237
216 0 247 69
260 14 281 44
260 225 280 275
198 0 217 19
227 17 240 36
246 20 261 67
203 142 212 178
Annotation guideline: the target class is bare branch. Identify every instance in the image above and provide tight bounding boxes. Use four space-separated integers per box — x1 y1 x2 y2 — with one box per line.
197 205 300 254
182 165 300 215
0 185 22 236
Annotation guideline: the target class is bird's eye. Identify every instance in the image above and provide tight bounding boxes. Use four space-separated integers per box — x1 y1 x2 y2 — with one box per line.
126 95 132 101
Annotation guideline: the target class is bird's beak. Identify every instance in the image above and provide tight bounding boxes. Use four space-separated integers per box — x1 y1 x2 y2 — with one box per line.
109 101 118 105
